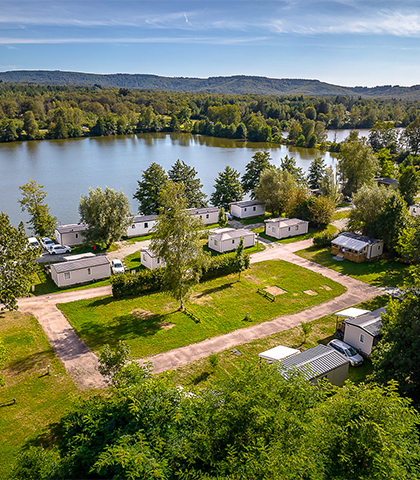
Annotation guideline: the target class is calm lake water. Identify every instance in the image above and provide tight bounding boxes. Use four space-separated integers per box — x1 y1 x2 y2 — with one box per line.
0 132 340 228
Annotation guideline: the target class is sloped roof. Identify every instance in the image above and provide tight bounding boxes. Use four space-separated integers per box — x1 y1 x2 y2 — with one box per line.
344 307 386 336
265 217 309 227
210 228 255 241
51 255 110 274
335 307 370 318
131 214 157 224
188 207 219 215
332 232 381 251
259 345 300 362
55 224 88 234
229 200 265 208
279 344 349 380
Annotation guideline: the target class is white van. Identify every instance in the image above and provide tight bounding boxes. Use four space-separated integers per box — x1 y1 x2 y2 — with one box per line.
28 237 40 249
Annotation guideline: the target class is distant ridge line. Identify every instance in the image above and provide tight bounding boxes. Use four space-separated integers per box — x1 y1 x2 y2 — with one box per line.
1 70 420 99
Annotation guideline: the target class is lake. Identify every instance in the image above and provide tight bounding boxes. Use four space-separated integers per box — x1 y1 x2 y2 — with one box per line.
0 132 341 228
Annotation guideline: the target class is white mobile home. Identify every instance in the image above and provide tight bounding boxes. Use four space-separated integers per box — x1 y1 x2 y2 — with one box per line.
140 248 166 270
188 207 220 225
55 224 88 247
126 215 156 238
229 200 265 219
208 228 255 253
409 204 420 217
264 217 309 239
343 307 386 356
50 255 111 288
279 344 349 387
331 232 384 263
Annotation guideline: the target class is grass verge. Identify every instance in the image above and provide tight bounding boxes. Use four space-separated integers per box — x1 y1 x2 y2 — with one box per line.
57 260 345 359
295 246 410 287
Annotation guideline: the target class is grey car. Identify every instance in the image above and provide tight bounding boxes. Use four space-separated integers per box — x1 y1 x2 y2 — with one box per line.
327 339 364 366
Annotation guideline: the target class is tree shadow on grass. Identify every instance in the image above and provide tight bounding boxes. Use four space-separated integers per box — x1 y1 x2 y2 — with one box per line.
25 421 65 449
87 296 117 307
195 282 235 298
5 350 53 377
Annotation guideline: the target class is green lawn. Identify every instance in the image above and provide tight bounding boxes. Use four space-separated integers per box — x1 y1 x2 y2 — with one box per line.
169 295 387 388
235 212 274 225
332 210 351 221
295 246 410 287
57 260 345 359
0 311 83 478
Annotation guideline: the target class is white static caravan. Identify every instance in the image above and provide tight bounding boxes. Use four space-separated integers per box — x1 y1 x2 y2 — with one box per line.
50 255 111 288
264 217 309 240
55 224 88 247
188 207 220 225
343 307 386 356
409 204 420 217
279 344 349 387
229 200 265 219
331 232 384 263
126 215 157 238
140 248 166 270
259 345 300 363
208 228 255 253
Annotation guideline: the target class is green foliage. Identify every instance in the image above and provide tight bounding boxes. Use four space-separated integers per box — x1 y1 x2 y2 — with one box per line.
307 195 336 228
398 163 420 205
168 159 207 208
210 166 244 209
369 120 398 153
217 207 227 227
150 182 207 309
320 166 342 205
300 321 312 342
98 340 131 384
235 238 246 280
18 178 57 237
133 162 168 215
404 117 420 154
313 230 337 247
255 167 297 215
280 155 306 185
0 213 39 310
78 186 131 248
22 110 39 139
10 446 60 480
307 156 326 189
111 267 165 298
241 151 272 197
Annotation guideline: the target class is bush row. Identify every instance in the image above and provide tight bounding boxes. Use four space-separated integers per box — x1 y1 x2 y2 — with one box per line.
111 251 250 298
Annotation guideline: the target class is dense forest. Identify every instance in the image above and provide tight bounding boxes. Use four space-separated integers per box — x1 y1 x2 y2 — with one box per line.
1 83 420 146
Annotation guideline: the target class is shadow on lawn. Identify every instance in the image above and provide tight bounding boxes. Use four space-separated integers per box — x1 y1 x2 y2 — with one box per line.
195 282 235 298
6 350 52 376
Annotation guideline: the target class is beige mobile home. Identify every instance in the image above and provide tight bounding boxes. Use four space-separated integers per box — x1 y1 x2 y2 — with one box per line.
55 224 88 247
409 204 420 217
188 207 220 225
140 248 166 270
50 255 111 287
279 344 349 387
208 228 255 253
264 217 309 239
126 215 156 238
331 232 384 262
343 307 385 356
229 200 265 219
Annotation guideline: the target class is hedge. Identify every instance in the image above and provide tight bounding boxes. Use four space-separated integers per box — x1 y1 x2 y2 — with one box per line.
111 251 250 298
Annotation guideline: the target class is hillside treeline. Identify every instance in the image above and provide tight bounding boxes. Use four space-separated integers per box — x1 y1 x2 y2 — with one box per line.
1 83 420 145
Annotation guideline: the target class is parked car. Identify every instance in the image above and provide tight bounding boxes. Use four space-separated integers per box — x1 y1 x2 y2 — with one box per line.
111 259 125 274
27 237 40 249
48 244 72 255
40 237 55 250
327 339 364 366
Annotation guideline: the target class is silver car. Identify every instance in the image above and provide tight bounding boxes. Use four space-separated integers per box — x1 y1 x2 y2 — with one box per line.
328 339 364 366
49 244 72 255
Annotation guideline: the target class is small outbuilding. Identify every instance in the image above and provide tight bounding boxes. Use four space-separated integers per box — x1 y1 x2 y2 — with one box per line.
259 345 300 363
229 200 265 219
409 204 420 217
126 214 157 238
140 248 166 270
342 307 386 356
208 228 255 253
264 217 309 240
331 232 383 262
55 224 88 247
278 344 349 387
188 207 220 225
50 255 111 287
374 177 398 189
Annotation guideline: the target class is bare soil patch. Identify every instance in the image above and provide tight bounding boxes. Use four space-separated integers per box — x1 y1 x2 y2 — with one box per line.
131 308 155 320
322 285 332 291
304 290 318 296
157 321 175 330
264 285 287 296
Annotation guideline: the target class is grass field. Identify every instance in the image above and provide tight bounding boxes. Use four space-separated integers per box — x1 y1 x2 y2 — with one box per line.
169 296 388 388
0 311 84 479
57 260 345 359
295 246 410 287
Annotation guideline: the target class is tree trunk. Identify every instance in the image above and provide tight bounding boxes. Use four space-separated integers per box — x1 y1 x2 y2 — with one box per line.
180 297 184 310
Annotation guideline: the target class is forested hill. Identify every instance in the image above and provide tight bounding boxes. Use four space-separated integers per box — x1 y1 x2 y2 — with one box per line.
1 70 420 99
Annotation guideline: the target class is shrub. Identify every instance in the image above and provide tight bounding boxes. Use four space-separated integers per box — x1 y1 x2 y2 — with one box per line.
313 230 337 247
201 252 250 281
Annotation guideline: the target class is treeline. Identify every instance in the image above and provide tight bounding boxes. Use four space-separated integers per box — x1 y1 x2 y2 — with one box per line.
2 83 420 145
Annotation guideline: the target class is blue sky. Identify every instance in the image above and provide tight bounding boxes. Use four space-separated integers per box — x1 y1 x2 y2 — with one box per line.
1 0 420 87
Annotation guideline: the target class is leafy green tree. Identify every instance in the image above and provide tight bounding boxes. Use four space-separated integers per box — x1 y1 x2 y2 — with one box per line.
98 341 130 384
377 148 396 177
168 159 207 208
218 207 227 227
210 166 244 210
235 238 246 281
307 156 326 189
307 195 336 228
398 163 419 205
52 117 68 139
296 134 305 147
280 155 306 185
234 122 247 139
18 179 57 237
301 119 315 140
404 117 420 154
0 213 39 310
320 166 342 205
150 182 207 309
287 118 302 140
338 131 379 194
23 110 39 139
348 183 393 236
79 186 131 248
241 151 272 197
133 162 168 215
369 121 398 153
395 224 418 262
255 167 297 215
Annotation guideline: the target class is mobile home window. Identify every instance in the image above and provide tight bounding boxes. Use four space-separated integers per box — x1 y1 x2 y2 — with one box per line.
132 224 136 229
295 226 299 231
253 206 256 211
75 233 79 238
157 258 160 264
87 268 91 275
144 222 148 228
360 334 365 343
214 240 218 246
64 272 71 280
206 214 209 219
232 239 235 244
244 208 247 212
288 227 291 231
